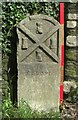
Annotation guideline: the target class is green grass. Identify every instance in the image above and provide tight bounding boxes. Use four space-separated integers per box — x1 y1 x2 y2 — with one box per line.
2 99 62 119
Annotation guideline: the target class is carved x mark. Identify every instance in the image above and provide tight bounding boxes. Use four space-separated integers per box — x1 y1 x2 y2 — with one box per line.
17 24 59 62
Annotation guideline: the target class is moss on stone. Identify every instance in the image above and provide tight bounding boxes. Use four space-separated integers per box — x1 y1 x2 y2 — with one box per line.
65 67 76 77
66 49 76 61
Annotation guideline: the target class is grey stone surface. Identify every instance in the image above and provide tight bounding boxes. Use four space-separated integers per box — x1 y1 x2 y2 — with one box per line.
67 21 76 28
17 14 62 111
68 14 77 20
64 81 77 93
66 36 78 47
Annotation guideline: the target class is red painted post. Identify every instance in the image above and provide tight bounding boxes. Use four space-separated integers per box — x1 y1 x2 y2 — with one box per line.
60 3 64 104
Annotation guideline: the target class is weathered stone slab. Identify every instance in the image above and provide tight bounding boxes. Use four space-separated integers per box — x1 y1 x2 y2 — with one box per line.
66 36 78 47
64 81 77 93
68 13 77 20
17 14 62 111
67 21 76 28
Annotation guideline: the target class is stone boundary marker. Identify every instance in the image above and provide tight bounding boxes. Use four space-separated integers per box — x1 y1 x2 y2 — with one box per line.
17 14 62 111
0 2 78 118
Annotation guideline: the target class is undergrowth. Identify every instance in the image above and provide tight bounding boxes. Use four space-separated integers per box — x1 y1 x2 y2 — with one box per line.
2 99 62 119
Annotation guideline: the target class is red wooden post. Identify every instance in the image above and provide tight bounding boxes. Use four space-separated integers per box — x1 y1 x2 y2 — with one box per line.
60 3 64 104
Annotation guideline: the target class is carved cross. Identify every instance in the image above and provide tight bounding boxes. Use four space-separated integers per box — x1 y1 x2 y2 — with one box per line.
17 23 59 63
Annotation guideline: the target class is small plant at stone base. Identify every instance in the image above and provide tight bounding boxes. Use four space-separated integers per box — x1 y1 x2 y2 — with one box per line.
2 99 63 119
2 98 13 118
16 100 33 118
